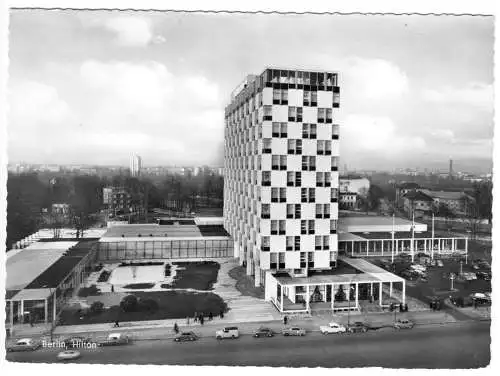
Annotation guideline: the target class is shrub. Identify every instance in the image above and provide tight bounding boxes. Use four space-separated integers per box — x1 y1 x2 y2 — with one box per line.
90 301 105 315
120 294 139 312
78 285 101 297
123 283 155 289
140 298 159 312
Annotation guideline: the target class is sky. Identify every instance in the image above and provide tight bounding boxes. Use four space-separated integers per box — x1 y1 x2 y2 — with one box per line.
7 10 494 172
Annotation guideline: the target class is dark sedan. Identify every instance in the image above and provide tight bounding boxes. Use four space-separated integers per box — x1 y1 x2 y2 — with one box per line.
174 332 198 342
254 327 275 338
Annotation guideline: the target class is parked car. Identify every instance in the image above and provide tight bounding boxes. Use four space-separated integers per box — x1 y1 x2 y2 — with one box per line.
478 261 491 270
410 264 427 272
347 322 369 333
436 260 444 267
401 270 418 281
394 319 415 329
174 331 198 342
449 295 473 307
98 333 131 346
63 336 91 348
253 327 275 338
57 350 81 361
215 326 239 340
282 327 306 336
6 338 41 352
320 322 347 335
476 271 491 281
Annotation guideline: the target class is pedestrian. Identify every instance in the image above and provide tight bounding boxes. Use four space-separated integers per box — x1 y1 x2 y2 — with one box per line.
113 320 120 328
283 315 288 325
186 316 190 325
173 322 179 334
200 315 204 325
111 284 114 293
220 311 224 319
209 312 213 321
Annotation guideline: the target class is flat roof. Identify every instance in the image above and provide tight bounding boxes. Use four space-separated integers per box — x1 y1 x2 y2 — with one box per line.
339 216 419 228
275 257 404 286
346 231 460 240
25 240 97 289
6 241 78 291
101 224 230 239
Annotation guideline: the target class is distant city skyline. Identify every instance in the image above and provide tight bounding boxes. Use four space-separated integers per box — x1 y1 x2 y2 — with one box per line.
8 11 494 171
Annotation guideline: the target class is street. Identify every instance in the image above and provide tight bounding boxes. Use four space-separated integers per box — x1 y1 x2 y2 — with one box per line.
7 321 490 368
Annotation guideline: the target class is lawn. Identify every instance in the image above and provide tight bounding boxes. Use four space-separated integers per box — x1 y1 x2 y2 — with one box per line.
58 291 228 325
229 266 264 299
122 283 155 289
161 261 220 290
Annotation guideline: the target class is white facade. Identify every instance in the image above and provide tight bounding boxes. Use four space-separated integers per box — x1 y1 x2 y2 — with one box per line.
130 154 142 177
223 68 341 287
339 178 370 196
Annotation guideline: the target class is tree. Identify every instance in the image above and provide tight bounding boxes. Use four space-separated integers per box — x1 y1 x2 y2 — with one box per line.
90 301 105 315
120 295 139 312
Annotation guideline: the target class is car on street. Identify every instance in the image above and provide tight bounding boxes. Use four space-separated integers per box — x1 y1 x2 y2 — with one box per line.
394 319 415 330
174 331 198 342
63 336 91 348
347 322 369 333
282 327 306 336
98 333 131 346
6 338 41 352
57 350 81 361
436 260 444 267
319 322 346 335
253 327 275 338
215 326 239 340
400 270 419 281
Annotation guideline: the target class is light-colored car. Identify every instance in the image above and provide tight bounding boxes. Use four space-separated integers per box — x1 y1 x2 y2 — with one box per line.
57 350 81 361
215 326 239 340
98 333 130 346
394 319 415 330
410 264 427 272
320 322 347 335
282 327 306 336
436 260 444 267
6 338 41 352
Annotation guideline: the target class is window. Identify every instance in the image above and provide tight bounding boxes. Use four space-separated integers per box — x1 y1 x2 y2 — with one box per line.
331 156 339 171
325 172 331 187
280 187 287 202
302 188 315 202
310 124 317 139
311 91 318 106
287 171 295 186
272 155 280 170
333 91 340 107
330 219 338 234
262 138 271 153
325 141 332 155
302 156 316 171
326 108 333 123
272 187 286 202
279 220 286 235
273 88 281 104
317 140 325 155
278 252 286 268
316 172 325 187
318 108 326 123
315 204 323 219
315 236 323 250
287 204 301 219
272 122 280 137
261 204 270 219
280 122 287 137
262 171 271 186
302 123 309 139
271 220 279 235
288 106 297 121
303 91 311 106
264 105 272 121
297 107 303 122
280 155 287 170
286 236 301 251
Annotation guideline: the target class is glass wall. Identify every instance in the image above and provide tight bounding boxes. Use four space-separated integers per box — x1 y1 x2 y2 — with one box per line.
98 238 234 261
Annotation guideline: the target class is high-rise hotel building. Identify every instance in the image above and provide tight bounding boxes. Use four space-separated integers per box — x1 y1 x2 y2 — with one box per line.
224 68 340 287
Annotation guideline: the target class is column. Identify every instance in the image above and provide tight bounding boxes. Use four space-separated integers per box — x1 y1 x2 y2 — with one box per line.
379 283 383 306
355 283 359 309
9 301 14 332
44 299 48 323
20 300 24 323
370 283 373 299
381 240 384 256
306 285 310 312
389 282 393 298
53 293 57 322
402 281 406 305
351 241 354 257
280 284 284 312
424 239 427 253
366 240 369 256
254 265 261 287
323 284 327 302
465 237 469 257
331 284 335 311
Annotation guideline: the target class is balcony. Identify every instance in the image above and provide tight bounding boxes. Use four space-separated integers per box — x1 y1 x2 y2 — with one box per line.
330 229 337 234
332 134 339 140
270 263 277 269
261 246 270 252
331 166 338 172
264 115 273 121
300 262 307 268
278 263 286 269
262 181 271 186
261 213 270 219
